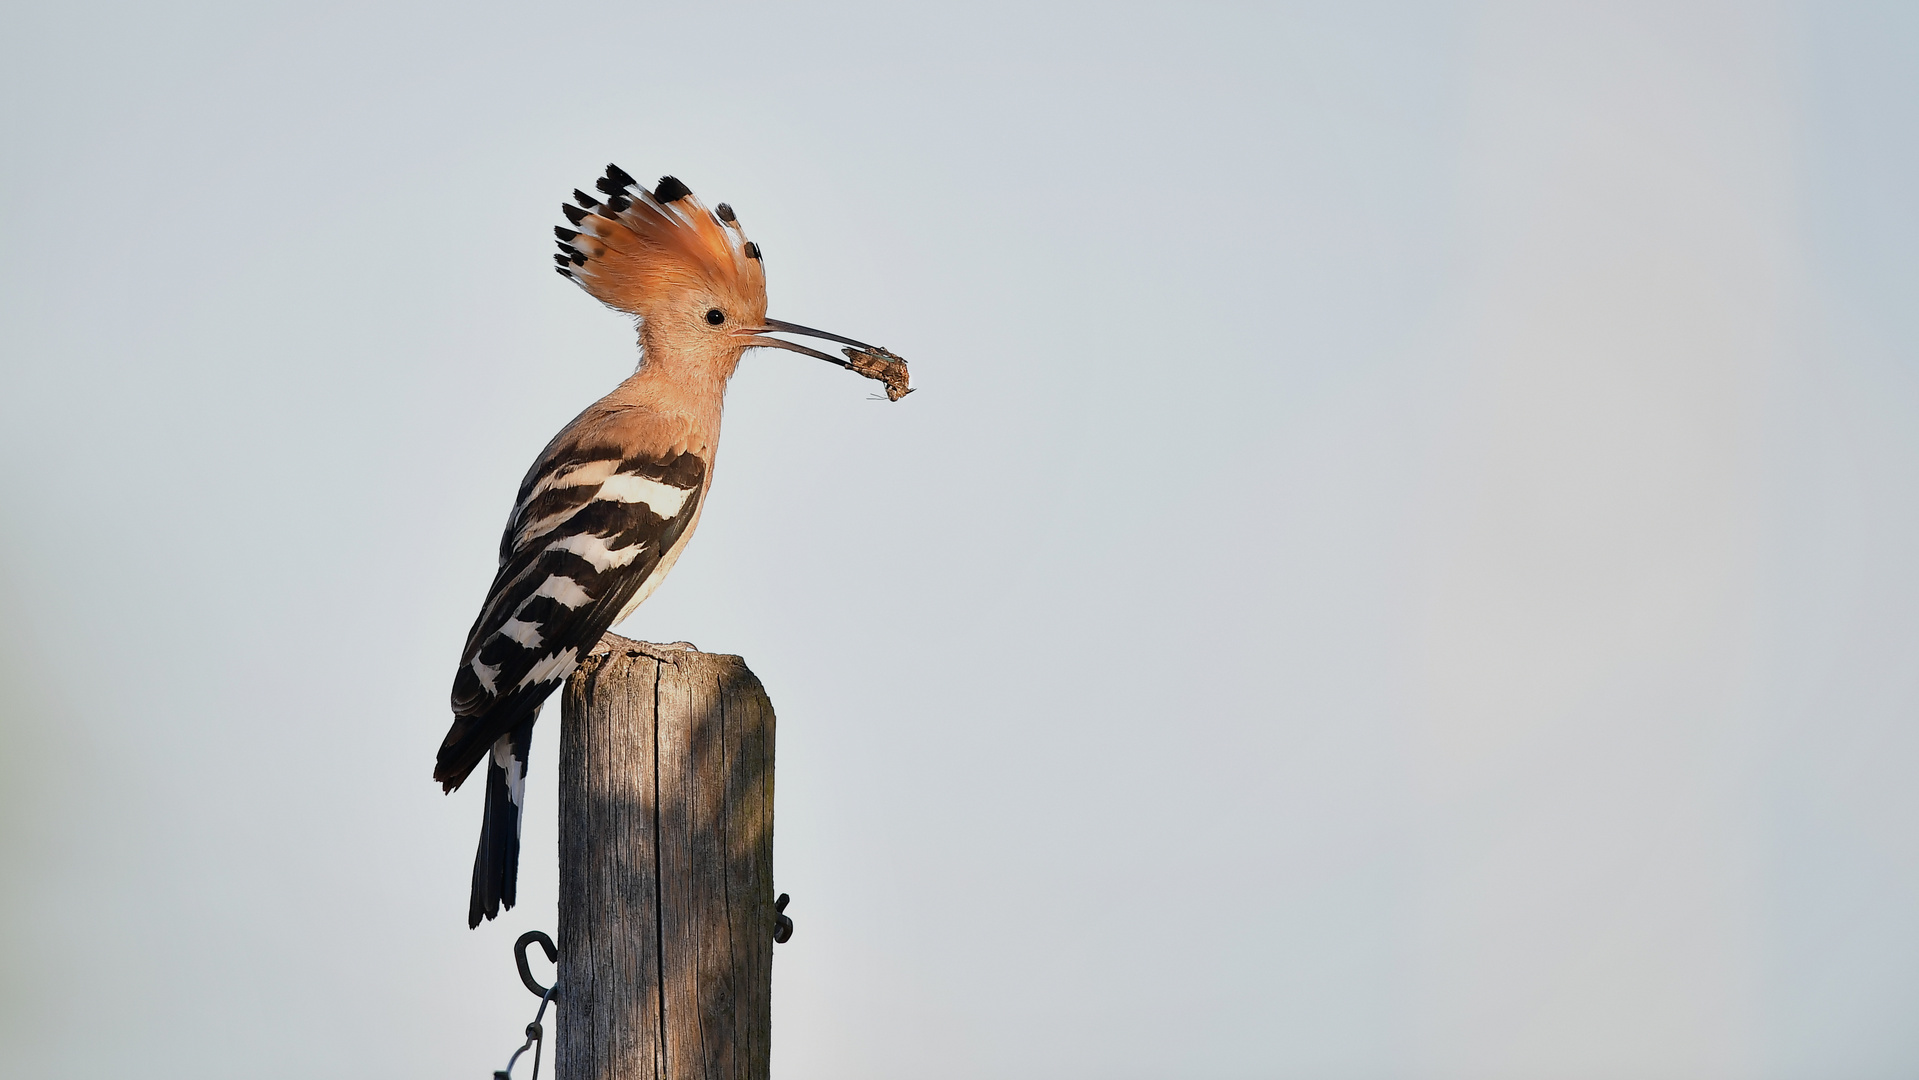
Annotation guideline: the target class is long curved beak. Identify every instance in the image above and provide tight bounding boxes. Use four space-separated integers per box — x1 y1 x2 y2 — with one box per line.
732 317 880 370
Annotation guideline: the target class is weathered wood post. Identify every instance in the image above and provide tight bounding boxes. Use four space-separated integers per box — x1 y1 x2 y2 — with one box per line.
556 633 778 1080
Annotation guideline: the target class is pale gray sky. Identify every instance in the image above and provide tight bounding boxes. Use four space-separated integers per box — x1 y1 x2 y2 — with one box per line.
2 2 1915 1077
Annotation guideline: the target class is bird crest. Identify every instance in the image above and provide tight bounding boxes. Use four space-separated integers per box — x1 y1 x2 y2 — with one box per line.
553 165 766 322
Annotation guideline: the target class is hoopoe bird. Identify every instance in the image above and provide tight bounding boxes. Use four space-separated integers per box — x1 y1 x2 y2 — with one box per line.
434 165 898 927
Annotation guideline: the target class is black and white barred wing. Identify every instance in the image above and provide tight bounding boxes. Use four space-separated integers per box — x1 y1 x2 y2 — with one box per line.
436 448 706 787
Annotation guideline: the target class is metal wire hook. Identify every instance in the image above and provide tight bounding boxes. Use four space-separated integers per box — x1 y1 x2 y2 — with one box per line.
515 930 558 1000
774 893 794 944
496 932 559 1079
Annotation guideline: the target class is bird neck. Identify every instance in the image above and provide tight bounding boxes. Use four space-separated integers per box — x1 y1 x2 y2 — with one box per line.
624 350 731 442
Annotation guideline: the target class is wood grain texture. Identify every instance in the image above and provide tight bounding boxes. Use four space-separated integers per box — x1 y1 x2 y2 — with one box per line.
557 633 777 1080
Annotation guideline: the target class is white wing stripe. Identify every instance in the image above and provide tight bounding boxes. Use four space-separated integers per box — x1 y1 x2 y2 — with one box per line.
516 509 580 548
498 618 544 648
546 531 649 572
523 458 620 502
524 575 591 610
515 647 580 691
596 474 693 517
514 473 693 548
470 657 501 694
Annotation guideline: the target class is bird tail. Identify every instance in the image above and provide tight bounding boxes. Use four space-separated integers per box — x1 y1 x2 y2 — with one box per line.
468 720 533 928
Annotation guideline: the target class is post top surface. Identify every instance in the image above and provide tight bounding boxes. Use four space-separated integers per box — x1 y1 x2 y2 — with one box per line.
584 632 747 669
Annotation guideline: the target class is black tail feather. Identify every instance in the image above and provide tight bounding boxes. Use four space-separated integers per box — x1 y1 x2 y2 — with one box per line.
468 720 533 928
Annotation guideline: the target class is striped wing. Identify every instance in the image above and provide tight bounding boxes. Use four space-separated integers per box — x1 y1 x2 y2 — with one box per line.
436 445 706 788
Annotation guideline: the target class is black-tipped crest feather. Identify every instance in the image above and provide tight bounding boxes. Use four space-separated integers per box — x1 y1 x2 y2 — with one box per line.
653 175 691 203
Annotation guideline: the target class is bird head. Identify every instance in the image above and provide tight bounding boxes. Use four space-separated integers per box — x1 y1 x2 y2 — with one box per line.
555 165 888 384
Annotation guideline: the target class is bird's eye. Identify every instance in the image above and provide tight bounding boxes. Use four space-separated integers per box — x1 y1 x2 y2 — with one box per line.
705 308 725 326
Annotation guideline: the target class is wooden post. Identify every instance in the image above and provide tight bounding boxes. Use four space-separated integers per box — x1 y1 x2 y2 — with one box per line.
556 633 778 1080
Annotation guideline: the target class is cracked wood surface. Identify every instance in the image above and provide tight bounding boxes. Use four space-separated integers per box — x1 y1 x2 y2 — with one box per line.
557 633 776 1080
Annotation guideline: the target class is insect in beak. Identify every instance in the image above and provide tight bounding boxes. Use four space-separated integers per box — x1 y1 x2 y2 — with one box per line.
735 318 914 400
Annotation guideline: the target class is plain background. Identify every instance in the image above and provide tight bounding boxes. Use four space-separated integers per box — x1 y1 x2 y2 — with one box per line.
3 1 1916 1077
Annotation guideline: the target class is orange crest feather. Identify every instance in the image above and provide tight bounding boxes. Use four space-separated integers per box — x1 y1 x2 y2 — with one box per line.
554 165 766 321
